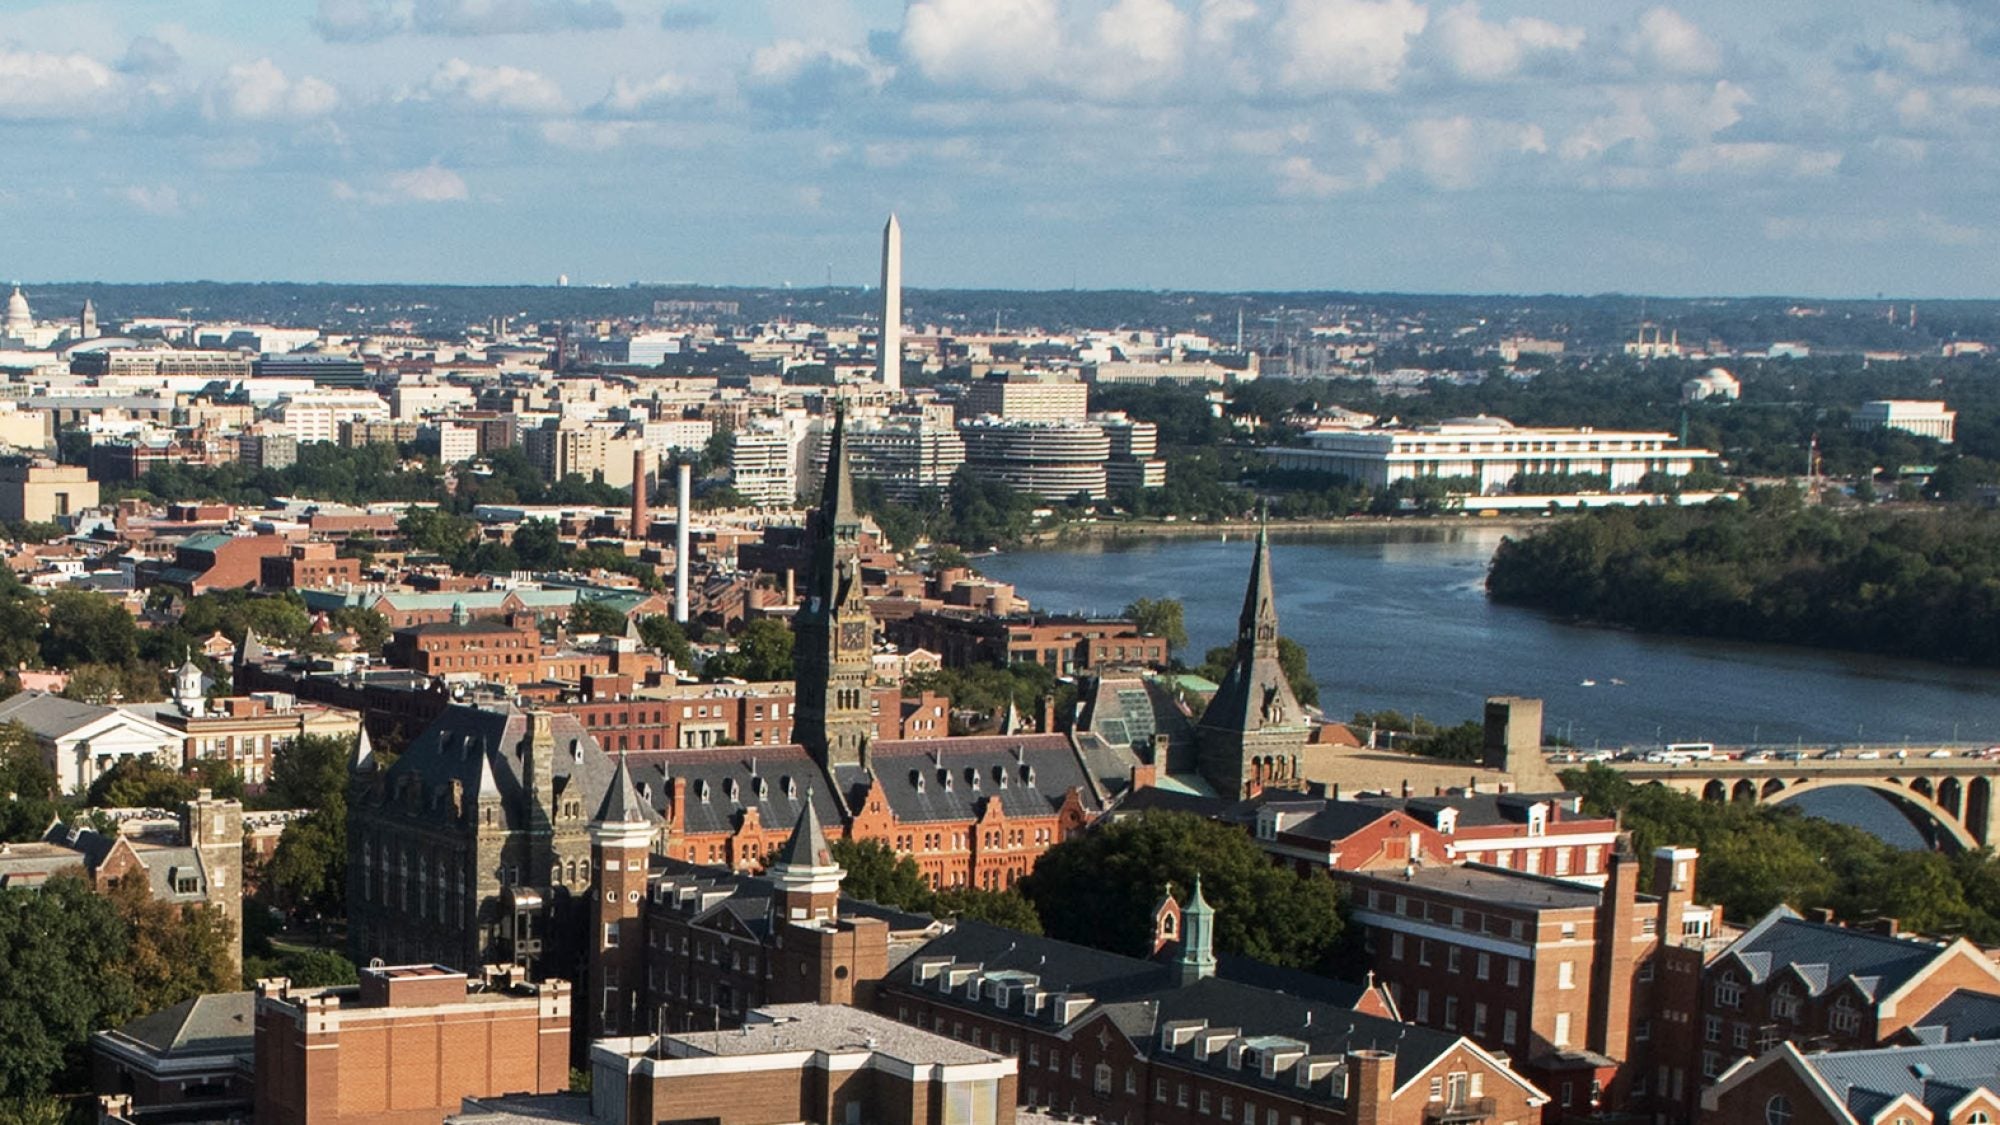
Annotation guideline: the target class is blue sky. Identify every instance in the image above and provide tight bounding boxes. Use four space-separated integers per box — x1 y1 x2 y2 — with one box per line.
2 0 1997 297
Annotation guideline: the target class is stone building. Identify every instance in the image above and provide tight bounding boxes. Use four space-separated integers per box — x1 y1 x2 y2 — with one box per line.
1195 525 1312 799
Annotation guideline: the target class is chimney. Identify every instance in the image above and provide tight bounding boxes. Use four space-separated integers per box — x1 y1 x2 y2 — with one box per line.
1041 693 1057 733
1590 844 1642 1063
631 445 650 540
674 461 692 623
1347 1050 1396 1125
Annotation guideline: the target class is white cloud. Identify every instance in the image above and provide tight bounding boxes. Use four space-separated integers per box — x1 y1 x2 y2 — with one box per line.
120 184 184 216
1629 7 1718 76
1674 141 1841 179
539 120 640 149
1403 115 1546 188
902 0 1064 90
217 59 339 121
1096 0 1190 70
1274 0 1429 94
313 0 403 41
390 163 469 201
602 72 696 114
1425 2 1582 82
0 46 119 120
1274 154 1350 198
422 57 566 114
412 0 621 36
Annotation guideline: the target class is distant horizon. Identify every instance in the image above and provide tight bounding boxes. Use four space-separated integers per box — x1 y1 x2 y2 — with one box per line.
8 278 1999 307
4 2 1997 299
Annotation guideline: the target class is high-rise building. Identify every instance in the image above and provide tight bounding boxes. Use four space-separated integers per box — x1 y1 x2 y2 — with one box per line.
878 214 902 392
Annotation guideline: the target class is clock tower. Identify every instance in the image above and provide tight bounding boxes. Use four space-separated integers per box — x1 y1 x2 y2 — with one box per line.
794 409 876 770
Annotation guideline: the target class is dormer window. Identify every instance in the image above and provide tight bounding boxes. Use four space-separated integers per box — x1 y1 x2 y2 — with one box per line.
696 779 711 803
1527 804 1547 837
570 739 583 763
784 775 797 799
910 769 925 793
1437 809 1458 835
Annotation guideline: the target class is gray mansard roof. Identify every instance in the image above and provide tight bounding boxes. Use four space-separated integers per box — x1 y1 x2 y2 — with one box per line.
384 704 618 830
834 735 1103 824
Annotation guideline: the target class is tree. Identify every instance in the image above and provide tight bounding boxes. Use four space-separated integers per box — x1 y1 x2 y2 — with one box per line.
705 619 794 682
930 888 1044 933
398 505 476 557
330 607 390 654
189 758 246 801
0 874 134 1096
512 519 566 570
1019 811 1345 971
1123 597 1188 654
569 598 627 637
104 874 236 1018
266 734 353 811
637 615 694 670
265 809 345 918
40 590 138 668
828 839 932 911
86 758 194 810
0 722 59 843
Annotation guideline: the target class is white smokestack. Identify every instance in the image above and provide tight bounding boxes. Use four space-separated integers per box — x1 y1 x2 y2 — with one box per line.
674 461 691 623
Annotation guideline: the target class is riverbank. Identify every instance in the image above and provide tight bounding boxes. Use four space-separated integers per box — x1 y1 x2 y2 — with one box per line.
1019 512 1553 546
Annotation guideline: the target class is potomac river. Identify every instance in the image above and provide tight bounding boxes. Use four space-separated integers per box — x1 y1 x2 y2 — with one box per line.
978 524 2000 847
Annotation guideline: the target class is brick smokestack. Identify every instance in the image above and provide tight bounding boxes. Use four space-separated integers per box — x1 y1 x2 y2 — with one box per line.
631 445 650 540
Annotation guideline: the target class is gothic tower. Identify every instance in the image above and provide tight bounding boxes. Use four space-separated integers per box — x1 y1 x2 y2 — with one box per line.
767 791 844 926
1194 522 1311 797
793 410 875 769
587 751 654 1038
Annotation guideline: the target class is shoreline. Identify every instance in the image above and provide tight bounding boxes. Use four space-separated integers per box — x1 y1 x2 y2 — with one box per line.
1015 512 1554 547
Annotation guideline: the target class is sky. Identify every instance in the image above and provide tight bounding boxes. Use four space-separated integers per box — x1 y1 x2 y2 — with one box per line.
3 0 1999 297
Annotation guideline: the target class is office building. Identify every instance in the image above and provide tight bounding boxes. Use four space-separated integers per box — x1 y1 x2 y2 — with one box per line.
962 372 1088 423
956 418 1110 501
731 422 803 507
0 459 96 522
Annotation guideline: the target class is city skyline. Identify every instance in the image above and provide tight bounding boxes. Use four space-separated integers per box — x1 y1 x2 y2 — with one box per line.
4 1 1999 298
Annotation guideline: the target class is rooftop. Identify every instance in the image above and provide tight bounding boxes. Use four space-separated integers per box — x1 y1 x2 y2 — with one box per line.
655 1003 1004 1065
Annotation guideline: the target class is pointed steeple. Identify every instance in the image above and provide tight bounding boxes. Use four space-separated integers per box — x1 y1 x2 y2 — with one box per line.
237 628 265 670
820 408 858 529
474 744 502 802
1237 514 1280 663
1001 697 1023 735
592 749 653 827
350 725 377 774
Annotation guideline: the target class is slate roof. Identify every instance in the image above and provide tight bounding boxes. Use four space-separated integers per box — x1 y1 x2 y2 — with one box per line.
626 745 841 838
113 991 256 1059
1720 908 1944 999
1906 989 2000 1044
593 752 656 827
0 690 119 739
1801 1039 2000 1119
648 856 941 938
1073 674 1193 791
388 704 616 832
894 921 1466 1091
833 735 1102 824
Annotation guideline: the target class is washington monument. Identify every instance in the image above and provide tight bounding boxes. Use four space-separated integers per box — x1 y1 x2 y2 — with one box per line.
878 213 902 391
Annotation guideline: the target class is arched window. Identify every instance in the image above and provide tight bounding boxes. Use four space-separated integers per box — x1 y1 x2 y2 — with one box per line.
1764 1095 1792 1125
1715 971 1743 1009
1970 1114 1992 1125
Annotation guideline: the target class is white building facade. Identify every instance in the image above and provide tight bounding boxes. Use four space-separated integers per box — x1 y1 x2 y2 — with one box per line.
1267 417 1721 494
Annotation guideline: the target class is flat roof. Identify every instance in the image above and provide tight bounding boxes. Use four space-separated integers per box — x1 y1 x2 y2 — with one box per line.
1350 862 1604 913
660 1003 1003 1065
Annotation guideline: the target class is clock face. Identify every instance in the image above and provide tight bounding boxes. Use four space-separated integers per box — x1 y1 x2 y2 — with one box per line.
840 621 868 650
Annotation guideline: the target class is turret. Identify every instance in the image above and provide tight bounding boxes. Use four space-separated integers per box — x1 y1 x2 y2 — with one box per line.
1174 876 1216 985
767 790 844 925
588 750 656 1037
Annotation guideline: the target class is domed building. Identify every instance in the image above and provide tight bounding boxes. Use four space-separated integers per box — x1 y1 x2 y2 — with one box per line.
3 286 32 339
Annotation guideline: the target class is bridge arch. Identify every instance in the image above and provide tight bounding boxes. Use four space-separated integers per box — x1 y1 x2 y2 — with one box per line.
1912 777 1934 799
1732 779 1757 802
1761 778 1786 798
1702 780 1725 802
1767 776 1978 851
1940 777 1964 818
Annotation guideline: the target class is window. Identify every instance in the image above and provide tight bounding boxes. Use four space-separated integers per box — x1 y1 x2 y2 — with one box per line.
1771 985 1800 1021
1447 947 1462 974
1830 997 1860 1035
1733 1025 1749 1050
1506 960 1521 988
1764 1095 1793 1125
1416 989 1431 1022
1443 996 1459 1030
1715 972 1743 1009
1428 1078 1443 1102
1969 1114 1991 1125
1177 1086 1189 1109
1702 1052 1720 1080
1558 961 1575 990
1704 1016 1721 1043
1473 1002 1488 1037
1502 1010 1518 1044
1155 1080 1167 1103
1553 1012 1571 1047
1391 933 1404 961
1199 1091 1212 1115
1638 959 1656 983
1476 952 1490 981
1093 1064 1112 1096
1221 1097 1233 1120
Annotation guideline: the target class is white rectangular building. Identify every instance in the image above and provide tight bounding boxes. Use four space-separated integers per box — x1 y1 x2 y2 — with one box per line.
1266 416 1720 494
1851 400 1955 443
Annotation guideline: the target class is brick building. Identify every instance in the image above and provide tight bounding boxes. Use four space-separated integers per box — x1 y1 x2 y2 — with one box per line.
589 1004 1019 1125
252 964 571 1125
386 607 546 686
886 611 1169 675
1242 790 1620 884
1697 907 2000 1087
93 991 255 1116
1335 846 1720 1118
1701 1039 2000 1125
261 541 362 590
150 532 294 594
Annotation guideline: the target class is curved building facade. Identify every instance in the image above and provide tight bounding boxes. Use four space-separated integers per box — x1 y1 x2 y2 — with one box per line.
957 417 1110 501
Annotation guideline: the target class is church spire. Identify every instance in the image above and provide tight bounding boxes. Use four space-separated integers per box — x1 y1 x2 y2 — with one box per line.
821 407 858 530
1236 515 1280 664
1193 517 1309 798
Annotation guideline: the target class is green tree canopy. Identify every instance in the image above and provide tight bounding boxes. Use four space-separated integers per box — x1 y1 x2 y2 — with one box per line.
0 722 59 843
1019 811 1345 971
40 591 138 669
828 839 931 911
569 598 628 637
105 874 236 1018
86 758 195 810
1124 597 1188 654
266 734 354 811
637 615 694 670
705 618 794 682
0 875 135 1096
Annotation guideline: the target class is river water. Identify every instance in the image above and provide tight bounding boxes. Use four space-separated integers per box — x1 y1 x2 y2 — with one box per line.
978 525 2000 848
